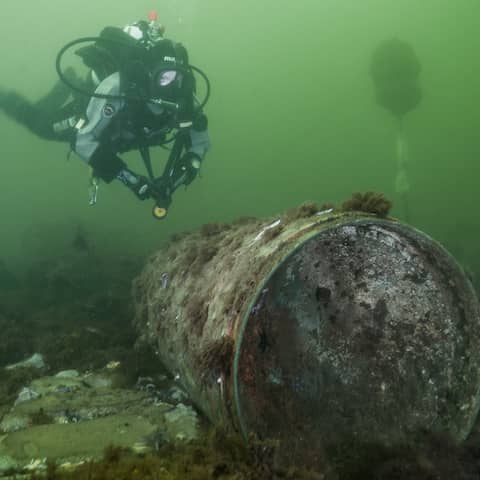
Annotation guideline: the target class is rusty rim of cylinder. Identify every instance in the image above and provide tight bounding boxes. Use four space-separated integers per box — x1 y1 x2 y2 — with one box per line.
231 216 480 441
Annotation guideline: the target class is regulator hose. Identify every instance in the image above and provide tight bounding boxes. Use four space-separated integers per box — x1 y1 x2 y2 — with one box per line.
55 37 211 111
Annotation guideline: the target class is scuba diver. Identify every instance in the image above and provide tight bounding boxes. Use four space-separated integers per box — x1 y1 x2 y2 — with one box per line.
0 12 210 219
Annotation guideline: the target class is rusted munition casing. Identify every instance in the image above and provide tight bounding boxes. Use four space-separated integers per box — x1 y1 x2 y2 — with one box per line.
133 209 480 465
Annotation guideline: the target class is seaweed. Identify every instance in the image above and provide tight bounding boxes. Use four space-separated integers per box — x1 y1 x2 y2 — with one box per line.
29 407 54 426
262 224 284 244
185 296 209 337
169 230 191 244
197 245 219 266
29 427 323 480
284 202 319 223
183 241 220 276
200 223 230 237
0 313 36 366
40 324 135 373
319 202 336 212
197 337 235 383
0 366 40 406
182 243 199 268
231 216 258 226
109 345 167 389
341 192 392 217
229 237 243 251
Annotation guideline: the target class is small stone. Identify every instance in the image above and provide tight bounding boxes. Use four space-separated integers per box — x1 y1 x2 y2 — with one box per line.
55 370 80 379
106 361 121 370
164 403 199 441
6 353 46 371
14 387 40 406
24 457 46 471
83 375 112 389
131 441 151 454
169 386 188 403
59 460 85 472
55 416 69 425
29 376 82 396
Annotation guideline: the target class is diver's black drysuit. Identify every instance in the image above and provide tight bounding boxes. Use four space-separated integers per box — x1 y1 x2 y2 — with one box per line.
0 27 210 211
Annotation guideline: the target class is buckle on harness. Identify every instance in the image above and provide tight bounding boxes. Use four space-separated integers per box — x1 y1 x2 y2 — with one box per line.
53 116 86 133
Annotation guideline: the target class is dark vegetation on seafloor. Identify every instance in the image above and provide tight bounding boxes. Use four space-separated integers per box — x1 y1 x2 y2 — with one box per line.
22 429 480 480
0 200 479 479
0 226 163 414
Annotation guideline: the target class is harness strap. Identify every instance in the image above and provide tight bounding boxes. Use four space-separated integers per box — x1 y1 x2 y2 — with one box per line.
139 145 155 180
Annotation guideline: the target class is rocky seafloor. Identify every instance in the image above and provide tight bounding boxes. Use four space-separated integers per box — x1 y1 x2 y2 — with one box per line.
0 222 480 480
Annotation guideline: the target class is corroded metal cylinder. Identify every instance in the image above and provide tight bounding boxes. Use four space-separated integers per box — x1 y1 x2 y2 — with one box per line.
133 209 480 465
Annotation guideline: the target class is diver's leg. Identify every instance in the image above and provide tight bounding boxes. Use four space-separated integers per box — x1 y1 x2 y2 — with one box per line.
0 69 80 141
0 89 61 141
34 68 80 114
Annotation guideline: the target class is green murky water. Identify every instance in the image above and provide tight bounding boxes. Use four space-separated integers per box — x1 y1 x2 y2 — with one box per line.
0 0 478 278
0 3 479 477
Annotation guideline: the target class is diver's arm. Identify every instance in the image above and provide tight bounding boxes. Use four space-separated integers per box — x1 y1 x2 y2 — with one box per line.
168 112 210 189
150 113 210 210
0 89 65 141
0 68 81 141
0 90 52 140
186 112 210 169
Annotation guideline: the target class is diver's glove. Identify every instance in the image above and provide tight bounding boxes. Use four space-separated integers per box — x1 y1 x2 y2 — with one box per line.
117 168 151 200
179 152 202 186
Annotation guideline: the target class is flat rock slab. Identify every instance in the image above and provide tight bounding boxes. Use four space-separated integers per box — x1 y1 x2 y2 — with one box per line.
0 370 200 476
0 414 157 463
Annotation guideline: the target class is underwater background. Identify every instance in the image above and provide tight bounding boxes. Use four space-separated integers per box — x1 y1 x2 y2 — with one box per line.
1 2 480 478
0 0 479 279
